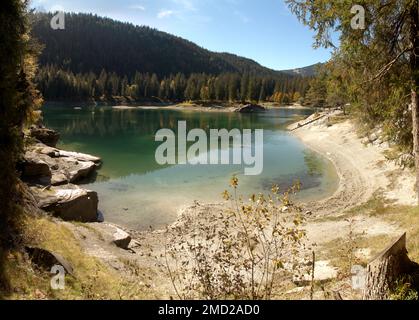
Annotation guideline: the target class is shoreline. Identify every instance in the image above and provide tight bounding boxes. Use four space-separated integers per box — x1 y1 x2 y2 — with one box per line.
289 111 416 216
43 100 313 113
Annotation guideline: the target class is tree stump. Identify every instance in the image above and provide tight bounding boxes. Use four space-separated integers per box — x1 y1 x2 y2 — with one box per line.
363 233 412 300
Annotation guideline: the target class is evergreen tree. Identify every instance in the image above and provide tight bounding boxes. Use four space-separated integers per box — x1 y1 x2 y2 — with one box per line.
286 0 419 201
0 0 42 247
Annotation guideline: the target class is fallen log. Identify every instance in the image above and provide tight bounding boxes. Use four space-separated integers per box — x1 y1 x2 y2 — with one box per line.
289 114 328 131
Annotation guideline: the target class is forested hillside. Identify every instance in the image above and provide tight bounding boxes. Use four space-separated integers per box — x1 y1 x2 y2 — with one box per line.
31 12 310 103
282 63 321 77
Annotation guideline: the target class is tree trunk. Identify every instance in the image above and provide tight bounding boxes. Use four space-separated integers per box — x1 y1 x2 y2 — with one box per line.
363 233 412 300
410 2 419 203
413 91 419 202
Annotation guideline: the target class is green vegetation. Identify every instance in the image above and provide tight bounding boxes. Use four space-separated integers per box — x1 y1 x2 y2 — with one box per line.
286 0 419 201
1 214 148 299
0 0 41 247
32 12 310 103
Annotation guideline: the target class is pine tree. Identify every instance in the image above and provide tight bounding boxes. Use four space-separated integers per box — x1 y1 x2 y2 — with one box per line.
286 0 419 202
0 0 42 247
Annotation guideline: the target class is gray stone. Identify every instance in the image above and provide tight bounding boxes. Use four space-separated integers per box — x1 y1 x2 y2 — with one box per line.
25 246 74 276
31 184 99 222
368 133 379 143
58 150 101 164
24 143 100 186
30 126 60 147
112 227 132 249
22 151 52 178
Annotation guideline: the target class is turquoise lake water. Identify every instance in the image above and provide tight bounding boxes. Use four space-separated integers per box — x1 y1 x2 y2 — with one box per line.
42 104 338 230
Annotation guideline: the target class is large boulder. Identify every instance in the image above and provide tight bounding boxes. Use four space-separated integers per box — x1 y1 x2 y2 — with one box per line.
23 143 100 186
25 246 74 275
235 104 266 113
31 184 99 222
22 151 52 182
30 126 60 147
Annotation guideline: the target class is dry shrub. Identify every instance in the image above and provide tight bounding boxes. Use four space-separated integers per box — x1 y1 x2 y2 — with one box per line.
165 176 310 300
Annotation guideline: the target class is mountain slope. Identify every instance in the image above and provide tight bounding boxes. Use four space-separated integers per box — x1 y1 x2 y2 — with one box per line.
282 63 321 77
32 12 286 78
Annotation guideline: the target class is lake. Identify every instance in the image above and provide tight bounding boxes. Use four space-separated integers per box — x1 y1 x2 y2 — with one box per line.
42 104 338 230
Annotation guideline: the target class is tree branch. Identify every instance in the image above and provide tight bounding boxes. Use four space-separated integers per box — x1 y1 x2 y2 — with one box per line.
368 46 413 82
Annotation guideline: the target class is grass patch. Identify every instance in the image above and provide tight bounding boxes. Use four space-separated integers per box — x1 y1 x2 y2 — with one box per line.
1 214 150 300
326 114 350 126
373 206 419 262
343 194 419 262
315 193 419 282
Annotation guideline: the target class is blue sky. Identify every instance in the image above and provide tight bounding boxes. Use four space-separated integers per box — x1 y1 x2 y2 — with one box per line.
31 0 334 70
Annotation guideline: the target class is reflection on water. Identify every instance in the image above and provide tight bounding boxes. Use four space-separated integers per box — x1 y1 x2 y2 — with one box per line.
42 104 338 230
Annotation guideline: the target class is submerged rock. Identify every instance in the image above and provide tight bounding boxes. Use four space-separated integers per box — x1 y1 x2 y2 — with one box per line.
235 104 266 113
31 184 99 222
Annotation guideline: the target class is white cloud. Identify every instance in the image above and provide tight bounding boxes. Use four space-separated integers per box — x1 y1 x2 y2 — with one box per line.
157 9 175 19
130 4 146 11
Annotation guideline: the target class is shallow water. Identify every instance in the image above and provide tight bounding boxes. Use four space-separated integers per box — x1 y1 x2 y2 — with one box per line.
42 104 338 230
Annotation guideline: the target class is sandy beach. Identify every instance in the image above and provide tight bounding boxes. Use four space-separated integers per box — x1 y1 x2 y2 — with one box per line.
291 111 416 216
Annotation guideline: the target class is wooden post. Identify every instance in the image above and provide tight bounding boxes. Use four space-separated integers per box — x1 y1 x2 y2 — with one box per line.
310 251 315 300
363 233 412 300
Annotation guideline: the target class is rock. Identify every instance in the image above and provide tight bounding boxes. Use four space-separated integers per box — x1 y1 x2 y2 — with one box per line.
368 133 378 143
34 144 60 157
84 223 132 249
25 246 74 275
235 104 266 113
382 141 391 149
58 150 101 164
294 260 338 285
361 137 370 145
64 158 97 183
23 143 100 186
112 227 132 249
31 184 99 222
51 172 68 185
22 151 51 179
30 126 60 147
